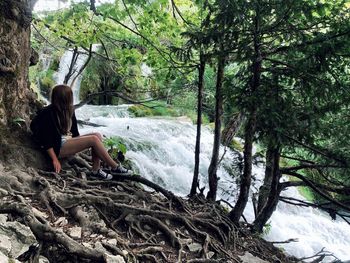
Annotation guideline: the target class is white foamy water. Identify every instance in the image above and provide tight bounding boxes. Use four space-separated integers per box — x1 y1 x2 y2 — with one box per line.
76 105 350 262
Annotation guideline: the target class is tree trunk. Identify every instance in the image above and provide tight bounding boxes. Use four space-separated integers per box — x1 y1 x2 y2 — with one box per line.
0 0 37 127
221 112 244 146
190 53 206 197
253 147 281 232
256 143 276 213
229 109 257 223
229 5 262 223
206 55 226 201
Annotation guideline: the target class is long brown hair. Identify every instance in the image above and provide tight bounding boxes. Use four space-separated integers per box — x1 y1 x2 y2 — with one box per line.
51 84 74 135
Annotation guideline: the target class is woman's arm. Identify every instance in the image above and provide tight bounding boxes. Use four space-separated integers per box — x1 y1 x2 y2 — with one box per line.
47 148 61 173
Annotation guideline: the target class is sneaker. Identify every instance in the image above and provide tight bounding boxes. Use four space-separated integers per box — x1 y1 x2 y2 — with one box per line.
111 165 133 176
91 169 113 180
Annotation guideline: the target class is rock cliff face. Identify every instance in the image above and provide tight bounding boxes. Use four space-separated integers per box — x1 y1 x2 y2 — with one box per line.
0 0 37 127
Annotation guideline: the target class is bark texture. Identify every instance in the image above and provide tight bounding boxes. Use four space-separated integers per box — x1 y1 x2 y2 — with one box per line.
190 54 206 196
207 55 226 201
0 0 37 127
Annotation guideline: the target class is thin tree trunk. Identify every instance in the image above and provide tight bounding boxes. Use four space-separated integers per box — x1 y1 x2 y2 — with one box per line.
190 53 206 197
229 109 257 223
64 46 79 84
206 54 226 201
256 143 276 213
253 147 281 232
229 4 261 223
221 112 244 146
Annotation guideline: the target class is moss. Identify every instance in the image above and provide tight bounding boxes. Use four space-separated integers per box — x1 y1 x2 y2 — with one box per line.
39 69 55 96
128 101 181 118
298 186 314 201
49 56 60 71
230 138 244 152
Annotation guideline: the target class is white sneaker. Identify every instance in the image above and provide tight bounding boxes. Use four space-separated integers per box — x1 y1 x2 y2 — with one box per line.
91 169 113 180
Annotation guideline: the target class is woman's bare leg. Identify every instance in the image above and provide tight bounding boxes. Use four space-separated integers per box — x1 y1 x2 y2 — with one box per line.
80 133 103 170
59 135 118 170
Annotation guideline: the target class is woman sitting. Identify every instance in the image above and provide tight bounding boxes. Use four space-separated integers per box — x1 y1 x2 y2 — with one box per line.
31 84 132 180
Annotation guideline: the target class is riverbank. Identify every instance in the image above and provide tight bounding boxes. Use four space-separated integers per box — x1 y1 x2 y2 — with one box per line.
0 130 299 263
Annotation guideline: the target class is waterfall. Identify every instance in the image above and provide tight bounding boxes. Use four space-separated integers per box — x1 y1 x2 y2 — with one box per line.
75 105 350 262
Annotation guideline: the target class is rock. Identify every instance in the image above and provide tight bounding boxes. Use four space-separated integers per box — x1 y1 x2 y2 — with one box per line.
0 214 36 260
107 239 117 246
82 242 93 248
239 252 269 263
0 234 11 254
54 217 68 227
104 254 125 263
208 251 215 258
122 250 128 257
69 226 82 239
187 242 202 252
94 241 108 253
0 251 14 263
90 233 98 238
0 215 7 224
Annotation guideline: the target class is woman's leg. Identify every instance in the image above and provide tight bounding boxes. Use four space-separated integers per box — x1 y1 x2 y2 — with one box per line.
79 133 103 170
59 135 118 170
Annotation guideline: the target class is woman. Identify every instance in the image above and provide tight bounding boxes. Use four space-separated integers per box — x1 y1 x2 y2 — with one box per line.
31 84 132 180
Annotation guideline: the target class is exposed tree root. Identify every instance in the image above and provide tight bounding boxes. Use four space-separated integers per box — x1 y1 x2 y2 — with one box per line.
0 152 298 263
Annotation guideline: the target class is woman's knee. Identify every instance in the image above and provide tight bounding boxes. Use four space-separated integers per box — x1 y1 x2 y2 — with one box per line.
89 135 103 147
91 132 103 141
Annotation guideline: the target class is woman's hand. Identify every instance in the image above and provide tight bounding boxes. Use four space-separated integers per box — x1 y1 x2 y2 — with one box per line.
47 148 61 173
52 158 61 173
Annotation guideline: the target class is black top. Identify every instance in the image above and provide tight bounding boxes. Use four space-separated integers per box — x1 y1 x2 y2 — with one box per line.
30 104 80 156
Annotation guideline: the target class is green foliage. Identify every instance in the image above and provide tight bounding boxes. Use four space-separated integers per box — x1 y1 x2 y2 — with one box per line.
262 222 272 236
103 136 127 160
104 136 127 154
31 0 350 218
38 69 55 95
128 101 180 117
229 139 244 152
298 186 315 202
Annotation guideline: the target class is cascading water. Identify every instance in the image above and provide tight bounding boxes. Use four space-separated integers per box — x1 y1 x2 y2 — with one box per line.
76 105 350 262
54 48 98 104
53 49 350 262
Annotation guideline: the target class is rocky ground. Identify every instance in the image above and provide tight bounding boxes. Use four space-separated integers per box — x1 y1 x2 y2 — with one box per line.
0 129 300 263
